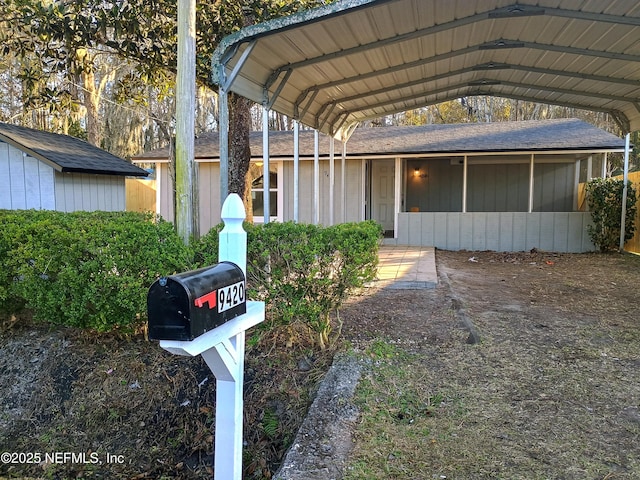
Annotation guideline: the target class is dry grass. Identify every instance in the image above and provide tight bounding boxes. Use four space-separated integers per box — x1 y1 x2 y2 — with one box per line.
342 251 640 480
0 318 335 479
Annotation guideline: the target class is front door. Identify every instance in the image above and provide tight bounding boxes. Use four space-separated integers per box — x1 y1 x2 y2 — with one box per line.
371 159 395 236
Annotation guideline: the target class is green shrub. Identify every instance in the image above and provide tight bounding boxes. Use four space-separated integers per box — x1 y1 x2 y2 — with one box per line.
585 178 638 252
0 210 191 331
194 220 381 348
2 209 381 338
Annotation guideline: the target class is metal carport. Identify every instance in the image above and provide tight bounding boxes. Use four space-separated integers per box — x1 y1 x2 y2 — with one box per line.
211 0 639 230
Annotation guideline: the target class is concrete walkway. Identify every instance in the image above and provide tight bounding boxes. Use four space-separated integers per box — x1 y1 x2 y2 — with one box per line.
374 245 438 289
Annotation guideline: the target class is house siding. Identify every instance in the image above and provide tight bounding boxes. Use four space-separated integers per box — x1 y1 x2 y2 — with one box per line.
282 159 364 225
0 142 55 210
395 212 595 253
154 159 367 235
54 172 125 212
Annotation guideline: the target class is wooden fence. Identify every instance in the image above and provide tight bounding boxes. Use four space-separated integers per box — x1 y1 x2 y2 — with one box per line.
578 171 640 254
126 178 157 213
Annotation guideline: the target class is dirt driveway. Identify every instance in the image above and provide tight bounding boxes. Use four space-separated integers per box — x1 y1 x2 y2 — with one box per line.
339 249 640 479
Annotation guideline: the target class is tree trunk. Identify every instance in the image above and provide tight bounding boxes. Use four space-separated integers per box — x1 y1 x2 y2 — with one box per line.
228 92 253 218
81 70 101 145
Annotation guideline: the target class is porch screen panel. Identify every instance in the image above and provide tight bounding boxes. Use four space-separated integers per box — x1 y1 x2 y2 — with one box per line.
533 163 575 212
405 159 462 212
467 164 528 212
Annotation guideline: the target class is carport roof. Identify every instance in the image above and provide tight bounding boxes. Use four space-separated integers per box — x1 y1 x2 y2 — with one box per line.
211 0 640 141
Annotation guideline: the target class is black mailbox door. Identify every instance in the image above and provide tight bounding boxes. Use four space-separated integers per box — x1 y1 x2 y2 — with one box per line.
148 278 191 341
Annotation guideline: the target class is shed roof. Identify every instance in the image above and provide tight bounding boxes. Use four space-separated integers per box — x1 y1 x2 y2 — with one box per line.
132 119 626 162
0 122 148 177
212 0 640 140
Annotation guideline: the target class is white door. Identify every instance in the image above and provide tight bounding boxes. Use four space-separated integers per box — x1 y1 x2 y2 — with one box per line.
371 160 395 234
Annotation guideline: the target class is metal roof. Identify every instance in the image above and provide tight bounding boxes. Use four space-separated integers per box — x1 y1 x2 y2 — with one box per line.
211 0 640 141
0 122 148 177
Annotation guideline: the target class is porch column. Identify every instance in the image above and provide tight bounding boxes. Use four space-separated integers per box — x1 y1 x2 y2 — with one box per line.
262 105 270 224
528 154 535 213
341 141 346 223
394 157 402 239
603 152 608 177
360 159 366 222
573 159 581 211
313 130 320 225
587 155 593 180
462 155 468 213
329 136 335 225
293 120 299 223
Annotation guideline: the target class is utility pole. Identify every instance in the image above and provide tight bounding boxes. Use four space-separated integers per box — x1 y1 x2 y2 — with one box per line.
175 0 198 244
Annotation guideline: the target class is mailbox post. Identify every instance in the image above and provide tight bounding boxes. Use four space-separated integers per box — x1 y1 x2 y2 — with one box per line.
148 194 264 480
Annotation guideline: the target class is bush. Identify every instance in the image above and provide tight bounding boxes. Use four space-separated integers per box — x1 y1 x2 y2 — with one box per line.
585 178 638 252
0 210 191 331
2 209 381 338
194 220 382 348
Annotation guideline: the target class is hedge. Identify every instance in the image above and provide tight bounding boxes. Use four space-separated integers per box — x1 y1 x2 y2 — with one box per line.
0 210 191 331
188 220 382 348
1 210 382 338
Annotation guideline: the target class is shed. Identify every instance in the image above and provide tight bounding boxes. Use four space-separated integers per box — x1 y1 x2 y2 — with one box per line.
132 119 627 252
0 122 147 212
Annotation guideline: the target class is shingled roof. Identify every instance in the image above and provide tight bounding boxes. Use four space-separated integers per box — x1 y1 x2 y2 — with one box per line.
0 122 148 177
132 119 626 162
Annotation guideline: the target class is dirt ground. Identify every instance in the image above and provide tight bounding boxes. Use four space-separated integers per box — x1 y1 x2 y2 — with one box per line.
338 249 640 479
1 249 639 479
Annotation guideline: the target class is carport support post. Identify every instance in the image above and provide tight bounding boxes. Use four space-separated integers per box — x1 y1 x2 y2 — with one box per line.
619 133 630 251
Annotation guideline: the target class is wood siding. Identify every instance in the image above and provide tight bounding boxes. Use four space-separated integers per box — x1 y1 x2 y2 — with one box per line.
623 171 640 254
156 163 175 223
0 142 55 210
396 212 595 252
154 160 367 235
281 159 364 225
54 172 125 212
126 178 157 213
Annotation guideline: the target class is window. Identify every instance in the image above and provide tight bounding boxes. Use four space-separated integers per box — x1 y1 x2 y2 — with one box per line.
251 162 281 222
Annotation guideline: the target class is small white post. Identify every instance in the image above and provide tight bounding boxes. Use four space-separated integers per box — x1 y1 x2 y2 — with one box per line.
158 194 264 480
619 133 631 252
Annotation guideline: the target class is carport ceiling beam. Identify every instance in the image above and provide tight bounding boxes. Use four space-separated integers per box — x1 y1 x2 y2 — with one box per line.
295 40 639 109
339 87 629 128
337 79 637 118
497 80 640 106
317 64 640 115
349 91 629 133
481 39 640 63
473 63 640 88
